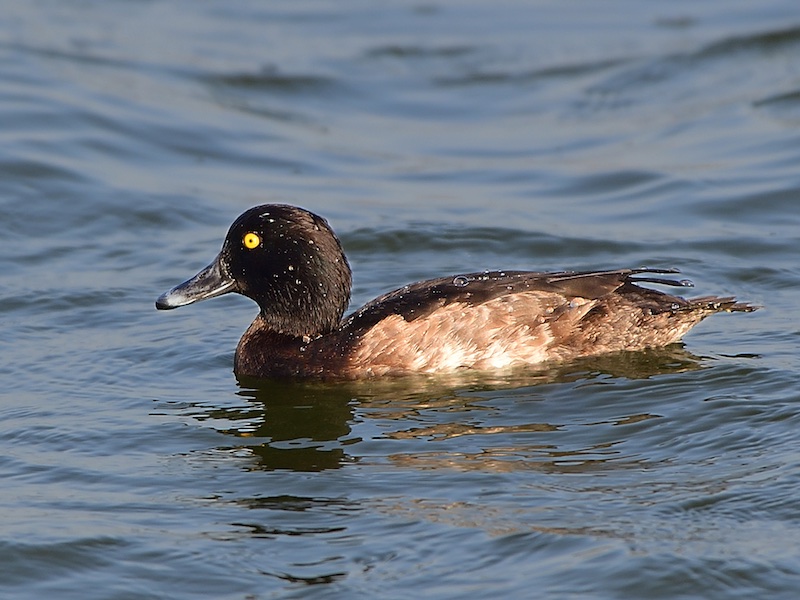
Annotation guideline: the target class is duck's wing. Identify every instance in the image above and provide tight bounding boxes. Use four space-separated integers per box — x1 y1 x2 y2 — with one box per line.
542 267 694 298
341 267 692 331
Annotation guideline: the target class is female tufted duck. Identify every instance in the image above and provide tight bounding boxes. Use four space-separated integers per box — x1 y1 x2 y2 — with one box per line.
156 204 756 380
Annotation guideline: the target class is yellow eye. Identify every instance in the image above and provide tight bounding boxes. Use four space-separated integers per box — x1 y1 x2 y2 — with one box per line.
243 232 261 249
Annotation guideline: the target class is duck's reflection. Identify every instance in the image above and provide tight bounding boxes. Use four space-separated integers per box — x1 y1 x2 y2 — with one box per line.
206 345 706 472
229 381 358 472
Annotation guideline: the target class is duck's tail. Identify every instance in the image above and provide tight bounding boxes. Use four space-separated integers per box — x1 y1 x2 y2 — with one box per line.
623 268 759 314
686 295 759 313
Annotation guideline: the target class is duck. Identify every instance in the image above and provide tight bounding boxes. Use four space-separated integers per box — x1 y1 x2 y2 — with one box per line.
156 204 756 380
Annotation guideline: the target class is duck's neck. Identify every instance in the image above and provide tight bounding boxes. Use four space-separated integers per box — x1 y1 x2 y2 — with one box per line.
235 314 337 379
248 259 351 339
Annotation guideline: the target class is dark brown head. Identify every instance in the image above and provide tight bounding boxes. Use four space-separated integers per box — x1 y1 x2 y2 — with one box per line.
156 204 352 338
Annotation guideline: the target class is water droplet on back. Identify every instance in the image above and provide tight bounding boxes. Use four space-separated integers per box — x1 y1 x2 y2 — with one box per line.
453 275 469 287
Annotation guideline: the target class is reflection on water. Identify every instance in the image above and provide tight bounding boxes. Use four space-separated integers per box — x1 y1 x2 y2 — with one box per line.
385 440 656 474
384 421 560 440
371 497 615 540
220 382 358 472
194 345 705 473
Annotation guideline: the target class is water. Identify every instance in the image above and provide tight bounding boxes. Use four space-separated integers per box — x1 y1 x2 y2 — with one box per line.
2 1 799 598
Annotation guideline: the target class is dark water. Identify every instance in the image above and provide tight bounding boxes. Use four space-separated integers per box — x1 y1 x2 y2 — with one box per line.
2 1 799 598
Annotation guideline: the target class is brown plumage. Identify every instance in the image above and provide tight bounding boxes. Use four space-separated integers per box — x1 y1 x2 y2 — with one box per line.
156 205 757 380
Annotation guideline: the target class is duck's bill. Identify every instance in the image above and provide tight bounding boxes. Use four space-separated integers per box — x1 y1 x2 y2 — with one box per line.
156 253 236 310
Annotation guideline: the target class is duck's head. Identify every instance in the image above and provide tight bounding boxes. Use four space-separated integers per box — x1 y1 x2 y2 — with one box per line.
156 204 352 338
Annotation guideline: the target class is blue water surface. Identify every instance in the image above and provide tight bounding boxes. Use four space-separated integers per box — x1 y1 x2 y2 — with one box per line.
1 1 799 598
